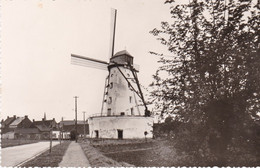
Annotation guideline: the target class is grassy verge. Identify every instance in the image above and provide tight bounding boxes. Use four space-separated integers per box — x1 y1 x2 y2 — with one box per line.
79 140 134 167
1 139 40 148
92 138 260 166
91 138 187 167
20 141 71 167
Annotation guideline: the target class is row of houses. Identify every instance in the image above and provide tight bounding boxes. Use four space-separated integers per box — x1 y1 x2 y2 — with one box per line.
1 115 89 140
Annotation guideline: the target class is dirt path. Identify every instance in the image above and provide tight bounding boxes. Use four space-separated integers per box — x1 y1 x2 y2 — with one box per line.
59 141 90 167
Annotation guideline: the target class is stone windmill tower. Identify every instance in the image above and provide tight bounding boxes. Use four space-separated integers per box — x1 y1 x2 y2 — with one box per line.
71 9 153 139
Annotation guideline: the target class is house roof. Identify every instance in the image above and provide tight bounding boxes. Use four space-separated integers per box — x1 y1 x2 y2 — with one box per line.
3 116 17 126
14 128 40 134
31 119 57 132
9 117 25 127
33 119 56 128
34 124 50 132
59 120 86 126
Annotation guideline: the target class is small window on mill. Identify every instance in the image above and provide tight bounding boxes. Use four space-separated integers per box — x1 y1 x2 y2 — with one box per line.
107 108 112 116
108 97 112 104
131 108 134 115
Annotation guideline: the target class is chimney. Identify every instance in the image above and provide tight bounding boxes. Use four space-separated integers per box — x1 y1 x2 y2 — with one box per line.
25 115 28 118
33 119 35 122
7 116 9 119
42 118 45 121
13 115 16 119
53 118 55 121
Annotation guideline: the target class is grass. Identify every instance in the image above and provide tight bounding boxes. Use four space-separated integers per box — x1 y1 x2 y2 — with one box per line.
20 141 71 167
79 139 134 167
1 139 40 148
89 138 154 146
91 138 192 166
92 138 260 166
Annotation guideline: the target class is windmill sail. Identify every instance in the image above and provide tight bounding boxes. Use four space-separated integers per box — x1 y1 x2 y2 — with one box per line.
108 8 117 59
71 54 108 70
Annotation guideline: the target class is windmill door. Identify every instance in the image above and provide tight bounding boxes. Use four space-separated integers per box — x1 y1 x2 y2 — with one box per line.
117 129 123 139
95 130 99 138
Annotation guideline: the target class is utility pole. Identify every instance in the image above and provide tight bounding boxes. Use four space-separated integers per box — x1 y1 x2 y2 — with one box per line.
59 117 63 145
74 96 78 143
61 117 64 141
82 111 86 140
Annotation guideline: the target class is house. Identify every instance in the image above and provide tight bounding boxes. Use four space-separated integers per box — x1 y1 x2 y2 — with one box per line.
59 120 89 139
14 127 40 139
52 128 61 140
31 118 58 140
1 115 17 134
9 115 32 130
2 115 37 139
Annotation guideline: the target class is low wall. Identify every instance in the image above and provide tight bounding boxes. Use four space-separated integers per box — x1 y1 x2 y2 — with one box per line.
88 116 153 139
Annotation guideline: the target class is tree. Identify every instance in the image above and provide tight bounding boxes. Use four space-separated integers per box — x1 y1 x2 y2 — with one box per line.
150 0 259 165
70 130 78 140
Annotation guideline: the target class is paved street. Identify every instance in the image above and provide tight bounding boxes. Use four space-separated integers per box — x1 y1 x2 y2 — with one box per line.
1 141 59 167
59 141 90 167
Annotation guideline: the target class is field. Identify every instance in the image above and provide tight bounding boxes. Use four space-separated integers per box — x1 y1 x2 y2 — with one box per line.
1 139 40 148
89 138 186 167
21 141 71 167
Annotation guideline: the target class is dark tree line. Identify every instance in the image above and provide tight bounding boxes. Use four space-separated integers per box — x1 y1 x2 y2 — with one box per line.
150 0 259 166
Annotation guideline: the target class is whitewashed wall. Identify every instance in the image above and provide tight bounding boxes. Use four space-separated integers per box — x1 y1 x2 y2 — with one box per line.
88 116 153 139
105 66 145 116
2 132 15 139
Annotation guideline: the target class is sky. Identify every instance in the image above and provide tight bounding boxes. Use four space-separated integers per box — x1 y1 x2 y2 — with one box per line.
1 0 173 122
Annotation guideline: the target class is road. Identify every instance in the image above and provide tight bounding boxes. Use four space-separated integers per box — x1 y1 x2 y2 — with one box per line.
1 141 59 167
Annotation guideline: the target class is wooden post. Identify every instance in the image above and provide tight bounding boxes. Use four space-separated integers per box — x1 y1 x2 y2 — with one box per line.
74 96 78 143
59 117 63 145
49 128 53 153
83 111 86 140
61 117 64 141
59 129 61 145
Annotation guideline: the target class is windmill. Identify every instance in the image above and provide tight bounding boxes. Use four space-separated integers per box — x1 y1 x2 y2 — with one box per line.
70 9 152 139
71 9 150 117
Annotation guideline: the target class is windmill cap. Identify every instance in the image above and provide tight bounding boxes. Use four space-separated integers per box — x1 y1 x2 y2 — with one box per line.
113 50 133 57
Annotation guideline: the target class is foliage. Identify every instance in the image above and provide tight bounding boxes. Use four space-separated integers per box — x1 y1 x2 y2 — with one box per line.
70 130 79 140
150 0 259 165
